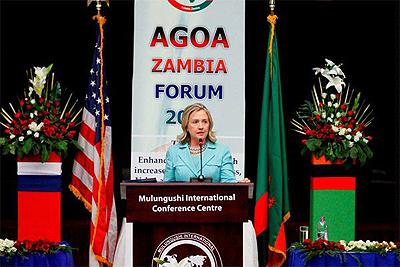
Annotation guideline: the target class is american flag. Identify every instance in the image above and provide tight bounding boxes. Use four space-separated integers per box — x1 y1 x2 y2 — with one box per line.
69 16 117 267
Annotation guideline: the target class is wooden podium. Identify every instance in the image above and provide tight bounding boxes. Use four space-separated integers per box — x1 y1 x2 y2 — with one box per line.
120 182 253 267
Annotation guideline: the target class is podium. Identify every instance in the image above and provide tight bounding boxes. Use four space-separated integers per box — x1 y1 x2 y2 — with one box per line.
120 182 253 267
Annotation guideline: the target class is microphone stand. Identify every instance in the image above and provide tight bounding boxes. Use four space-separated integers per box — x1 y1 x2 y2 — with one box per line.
198 139 204 182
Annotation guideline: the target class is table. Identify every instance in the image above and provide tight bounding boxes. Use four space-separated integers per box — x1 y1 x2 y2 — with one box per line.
0 242 74 267
289 249 399 266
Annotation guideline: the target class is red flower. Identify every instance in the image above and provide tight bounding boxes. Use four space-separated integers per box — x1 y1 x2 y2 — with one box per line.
368 136 372 140
41 243 50 252
24 240 33 251
343 116 348 122
59 119 66 124
39 97 44 104
69 122 75 128
315 115 321 120
308 117 314 121
329 133 336 139
319 102 323 107
54 100 60 107
347 110 354 116
346 124 353 129
43 119 51 126
20 99 25 106
26 105 32 110
43 111 49 116
350 119 356 124
65 112 70 118
301 139 307 144
4 129 10 134
14 112 21 118
341 104 346 110
316 133 323 139
45 130 53 137
55 133 62 139
316 124 322 130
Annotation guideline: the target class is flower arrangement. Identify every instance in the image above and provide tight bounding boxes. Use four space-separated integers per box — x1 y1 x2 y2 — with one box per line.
0 239 74 261
289 239 345 262
289 239 400 265
291 59 373 168
0 65 82 162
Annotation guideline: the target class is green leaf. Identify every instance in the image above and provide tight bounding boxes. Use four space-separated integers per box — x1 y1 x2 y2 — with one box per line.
9 141 17 155
22 138 34 154
70 139 83 151
350 146 358 159
41 145 50 162
55 140 68 154
357 145 367 166
0 137 7 146
361 142 373 158
46 63 53 74
50 81 62 102
306 139 322 151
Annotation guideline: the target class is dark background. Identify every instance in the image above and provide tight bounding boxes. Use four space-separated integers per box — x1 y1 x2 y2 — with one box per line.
1 0 398 265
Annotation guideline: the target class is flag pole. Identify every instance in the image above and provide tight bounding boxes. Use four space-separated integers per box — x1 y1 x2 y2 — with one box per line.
269 0 275 15
87 0 110 15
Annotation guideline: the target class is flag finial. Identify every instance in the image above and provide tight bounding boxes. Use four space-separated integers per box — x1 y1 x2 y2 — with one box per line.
87 0 110 16
269 0 275 15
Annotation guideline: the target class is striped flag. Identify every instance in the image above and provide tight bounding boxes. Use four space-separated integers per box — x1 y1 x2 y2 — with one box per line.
254 14 290 267
69 15 117 267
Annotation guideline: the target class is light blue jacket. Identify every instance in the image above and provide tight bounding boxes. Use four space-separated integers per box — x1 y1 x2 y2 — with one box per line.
163 142 237 183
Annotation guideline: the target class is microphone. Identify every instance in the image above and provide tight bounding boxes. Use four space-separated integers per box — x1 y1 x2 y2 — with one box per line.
198 139 205 182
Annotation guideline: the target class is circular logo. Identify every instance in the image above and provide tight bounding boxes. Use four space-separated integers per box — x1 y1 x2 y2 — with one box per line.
152 232 223 267
167 0 214 12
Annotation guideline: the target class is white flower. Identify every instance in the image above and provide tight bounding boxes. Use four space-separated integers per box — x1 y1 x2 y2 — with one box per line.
330 113 334 118
34 132 40 138
29 122 44 132
347 128 352 132
356 132 362 138
363 138 369 144
332 126 339 132
325 58 335 66
321 112 327 119
336 112 342 118
354 136 360 142
19 136 24 142
10 134 15 139
30 99 36 104
34 110 38 116
330 94 336 100
328 101 332 107
349 141 354 148
29 76 46 97
327 117 333 123
334 103 339 109
27 130 32 135
326 75 346 93
339 128 346 136
346 135 352 140
28 87 34 97
332 64 346 78
321 93 327 99
340 240 347 246
30 113 34 118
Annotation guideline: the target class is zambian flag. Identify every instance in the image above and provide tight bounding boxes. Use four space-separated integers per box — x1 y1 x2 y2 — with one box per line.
254 14 290 267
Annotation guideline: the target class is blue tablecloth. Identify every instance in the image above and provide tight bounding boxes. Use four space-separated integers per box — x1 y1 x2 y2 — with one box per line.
289 249 400 266
0 242 74 267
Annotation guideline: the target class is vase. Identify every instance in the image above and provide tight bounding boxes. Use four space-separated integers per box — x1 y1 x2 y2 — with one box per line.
17 152 62 241
309 154 356 242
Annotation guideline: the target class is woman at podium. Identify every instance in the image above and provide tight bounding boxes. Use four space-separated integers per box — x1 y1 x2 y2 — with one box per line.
163 103 249 183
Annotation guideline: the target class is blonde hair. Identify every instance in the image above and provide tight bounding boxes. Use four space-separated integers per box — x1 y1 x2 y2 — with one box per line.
177 103 217 144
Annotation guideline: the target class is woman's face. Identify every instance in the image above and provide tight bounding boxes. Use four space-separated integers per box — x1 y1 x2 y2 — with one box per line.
187 109 209 144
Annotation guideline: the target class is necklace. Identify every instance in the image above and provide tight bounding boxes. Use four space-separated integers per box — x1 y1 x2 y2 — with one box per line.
189 144 207 155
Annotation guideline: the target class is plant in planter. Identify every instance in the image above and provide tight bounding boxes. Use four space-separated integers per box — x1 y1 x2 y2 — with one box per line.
0 65 82 161
291 59 373 168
